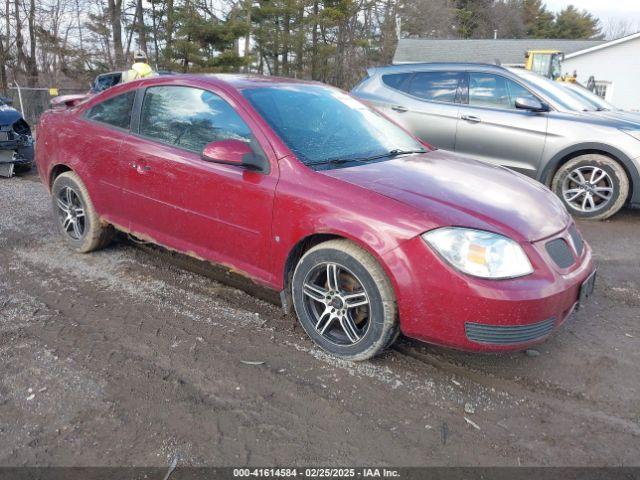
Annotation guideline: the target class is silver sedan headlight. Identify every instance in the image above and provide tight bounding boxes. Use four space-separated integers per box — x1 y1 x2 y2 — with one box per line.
422 227 533 279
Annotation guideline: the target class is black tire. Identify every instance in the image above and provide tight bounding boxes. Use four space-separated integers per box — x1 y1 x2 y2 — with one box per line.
51 171 114 253
551 154 629 221
291 239 398 361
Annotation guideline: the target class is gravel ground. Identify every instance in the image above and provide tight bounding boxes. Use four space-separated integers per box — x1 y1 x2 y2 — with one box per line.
0 170 639 467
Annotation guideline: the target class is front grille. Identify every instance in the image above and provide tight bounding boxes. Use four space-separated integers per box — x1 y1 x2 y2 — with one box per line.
568 224 584 257
545 238 575 268
465 317 556 345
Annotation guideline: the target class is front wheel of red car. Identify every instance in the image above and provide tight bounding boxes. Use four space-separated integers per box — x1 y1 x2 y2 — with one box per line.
51 171 114 253
292 240 398 361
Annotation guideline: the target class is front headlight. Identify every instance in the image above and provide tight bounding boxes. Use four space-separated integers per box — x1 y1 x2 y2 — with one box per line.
422 227 533 279
621 129 640 142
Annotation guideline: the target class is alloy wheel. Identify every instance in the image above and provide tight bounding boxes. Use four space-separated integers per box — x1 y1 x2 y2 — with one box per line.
55 186 86 240
561 166 614 213
301 262 370 346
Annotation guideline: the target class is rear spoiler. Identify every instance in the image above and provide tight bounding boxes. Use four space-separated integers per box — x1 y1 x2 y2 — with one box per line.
50 94 88 110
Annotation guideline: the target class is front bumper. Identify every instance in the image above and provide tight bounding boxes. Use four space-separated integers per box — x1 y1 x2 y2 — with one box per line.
0 148 33 166
382 223 594 352
0 127 34 165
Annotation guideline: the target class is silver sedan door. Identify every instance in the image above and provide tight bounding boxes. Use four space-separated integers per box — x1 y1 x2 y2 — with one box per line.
454 72 548 177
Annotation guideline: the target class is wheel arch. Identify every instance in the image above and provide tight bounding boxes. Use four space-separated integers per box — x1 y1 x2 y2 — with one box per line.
540 143 639 204
279 232 399 314
49 163 74 189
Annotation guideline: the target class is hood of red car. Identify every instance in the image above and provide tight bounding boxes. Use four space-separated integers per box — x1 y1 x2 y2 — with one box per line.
321 149 570 242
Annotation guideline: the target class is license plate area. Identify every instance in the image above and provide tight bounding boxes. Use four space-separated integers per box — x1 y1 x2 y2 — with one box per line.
579 270 596 303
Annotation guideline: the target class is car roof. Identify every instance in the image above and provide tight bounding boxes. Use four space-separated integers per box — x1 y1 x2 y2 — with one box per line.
129 73 325 91
368 62 510 75
96 71 122 77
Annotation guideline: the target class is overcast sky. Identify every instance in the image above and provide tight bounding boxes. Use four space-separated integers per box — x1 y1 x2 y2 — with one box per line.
544 0 640 31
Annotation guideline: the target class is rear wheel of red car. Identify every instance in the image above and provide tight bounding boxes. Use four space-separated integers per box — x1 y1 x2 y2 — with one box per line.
51 171 114 253
552 154 629 220
291 240 398 361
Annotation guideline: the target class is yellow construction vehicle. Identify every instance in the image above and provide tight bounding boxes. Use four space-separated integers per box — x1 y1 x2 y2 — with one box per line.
524 50 577 83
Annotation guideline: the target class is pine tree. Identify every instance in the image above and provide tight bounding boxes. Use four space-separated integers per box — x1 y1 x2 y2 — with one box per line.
522 0 555 38
553 5 602 39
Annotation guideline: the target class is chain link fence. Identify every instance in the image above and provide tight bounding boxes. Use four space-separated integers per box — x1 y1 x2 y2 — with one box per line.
6 86 87 127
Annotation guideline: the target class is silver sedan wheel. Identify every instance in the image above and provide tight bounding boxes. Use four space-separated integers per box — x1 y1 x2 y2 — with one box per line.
562 166 614 213
55 186 86 240
301 262 370 346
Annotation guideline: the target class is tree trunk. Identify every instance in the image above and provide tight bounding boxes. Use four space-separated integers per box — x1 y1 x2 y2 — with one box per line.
295 0 304 77
311 0 318 80
107 0 124 69
150 0 160 67
14 0 27 83
244 0 252 72
273 17 280 75
75 0 88 69
282 8 290 76
335 22 345 87
135 0 147 54
0 35 7 95
27 0 38 86
165 0 174 65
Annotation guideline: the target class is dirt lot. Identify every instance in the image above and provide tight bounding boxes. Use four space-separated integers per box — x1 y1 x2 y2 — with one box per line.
0 170 639 467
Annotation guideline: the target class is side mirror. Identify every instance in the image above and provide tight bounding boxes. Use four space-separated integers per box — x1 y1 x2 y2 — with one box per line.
201 139 264 171
515 97 548 112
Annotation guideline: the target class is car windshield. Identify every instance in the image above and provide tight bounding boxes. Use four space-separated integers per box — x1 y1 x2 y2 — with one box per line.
563 83 616 111
242 85 425 167
509 68 594 112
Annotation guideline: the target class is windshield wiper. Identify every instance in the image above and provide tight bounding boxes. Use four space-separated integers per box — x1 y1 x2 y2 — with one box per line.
308 148 426 167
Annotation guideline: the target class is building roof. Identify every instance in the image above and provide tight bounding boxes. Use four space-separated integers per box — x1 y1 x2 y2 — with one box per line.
564 31 640 59
393 38 605 65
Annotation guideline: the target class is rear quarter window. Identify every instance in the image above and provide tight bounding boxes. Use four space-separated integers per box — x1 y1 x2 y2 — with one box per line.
85 91 135 130
382 73 412 91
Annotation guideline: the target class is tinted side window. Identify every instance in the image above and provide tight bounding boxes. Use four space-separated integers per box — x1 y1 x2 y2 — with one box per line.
382 73 412 91
85 91 135 129
139 86 253 153
407 72 461 103
469 73 511 109
506 79 539 108
469 73 538 110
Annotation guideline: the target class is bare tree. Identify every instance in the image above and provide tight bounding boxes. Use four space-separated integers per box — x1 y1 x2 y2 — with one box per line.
399 0 456 39
602 18 640 40
107 0 124 68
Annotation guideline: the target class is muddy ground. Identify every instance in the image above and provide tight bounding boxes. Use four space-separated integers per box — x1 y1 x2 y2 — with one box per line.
0 170 639 467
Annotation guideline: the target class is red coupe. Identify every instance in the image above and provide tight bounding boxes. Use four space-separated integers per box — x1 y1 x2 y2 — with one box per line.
35 75 595 360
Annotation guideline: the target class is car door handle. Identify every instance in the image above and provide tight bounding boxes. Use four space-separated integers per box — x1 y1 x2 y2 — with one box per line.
461 115 482 123
391 105 408 113
130 161 151 173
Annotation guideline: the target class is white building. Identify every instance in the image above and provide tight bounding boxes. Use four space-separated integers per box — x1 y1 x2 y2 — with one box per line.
563 32 640 111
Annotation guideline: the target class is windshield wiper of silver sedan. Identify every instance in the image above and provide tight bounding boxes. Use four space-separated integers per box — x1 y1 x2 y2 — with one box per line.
308 148 426 167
